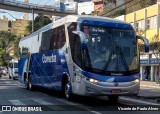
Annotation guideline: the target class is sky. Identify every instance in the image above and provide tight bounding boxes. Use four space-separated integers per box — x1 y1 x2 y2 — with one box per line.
0 0 55 20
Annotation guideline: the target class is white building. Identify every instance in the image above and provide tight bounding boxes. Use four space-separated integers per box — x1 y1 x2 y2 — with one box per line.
77 1 94 15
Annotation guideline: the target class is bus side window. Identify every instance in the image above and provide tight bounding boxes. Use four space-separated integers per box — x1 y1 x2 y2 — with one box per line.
50 28 58 49
57 25 66 48
39 29 52 52
67 22 77 57
73 34 82 67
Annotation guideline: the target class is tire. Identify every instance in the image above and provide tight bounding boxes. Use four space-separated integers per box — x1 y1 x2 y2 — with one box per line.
28 76 34 91
24 78 29 90
64 80 73 100
108 96 119 101
9 75 11 79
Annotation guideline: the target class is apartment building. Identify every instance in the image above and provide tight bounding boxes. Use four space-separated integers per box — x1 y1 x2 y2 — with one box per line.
11 19 29 37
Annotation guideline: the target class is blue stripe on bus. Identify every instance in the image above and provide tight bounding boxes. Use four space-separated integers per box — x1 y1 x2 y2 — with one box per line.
81 20 133 29
81 71 139 82
29 50 69 91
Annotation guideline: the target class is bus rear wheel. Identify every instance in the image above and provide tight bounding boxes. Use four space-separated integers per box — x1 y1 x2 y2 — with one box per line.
24 78 29 90
28 76 34 91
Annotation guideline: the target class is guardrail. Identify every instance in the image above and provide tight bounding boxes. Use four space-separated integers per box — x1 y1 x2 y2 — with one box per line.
0 0 55 11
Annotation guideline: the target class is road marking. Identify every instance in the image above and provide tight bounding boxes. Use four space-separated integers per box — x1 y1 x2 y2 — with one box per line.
9 100 26 105
120 97 160 106
55 98 102 114
32 98 64 110
32 99 53 105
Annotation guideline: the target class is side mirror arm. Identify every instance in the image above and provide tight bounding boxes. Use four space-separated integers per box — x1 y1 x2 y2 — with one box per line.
137 35 149 53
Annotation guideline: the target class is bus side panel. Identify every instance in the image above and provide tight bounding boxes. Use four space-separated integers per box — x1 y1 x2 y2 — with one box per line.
30 50 69 91
18 55 28 84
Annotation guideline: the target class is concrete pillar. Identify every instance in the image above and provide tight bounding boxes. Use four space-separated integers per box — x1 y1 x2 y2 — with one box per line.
150 65 154 81
140 66 143 80
144 8 147 37
133 12 136 29
155 66 158 81
32 9 34 33
156 4 159 36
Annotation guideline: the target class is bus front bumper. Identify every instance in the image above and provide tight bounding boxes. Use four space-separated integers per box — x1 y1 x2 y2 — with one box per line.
83 80 140 96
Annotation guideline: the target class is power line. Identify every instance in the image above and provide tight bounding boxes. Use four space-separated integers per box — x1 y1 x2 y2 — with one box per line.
0 11 26 28
44 0 52 5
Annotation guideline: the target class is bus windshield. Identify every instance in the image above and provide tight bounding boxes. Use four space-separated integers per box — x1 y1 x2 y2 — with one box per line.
81 25 139 72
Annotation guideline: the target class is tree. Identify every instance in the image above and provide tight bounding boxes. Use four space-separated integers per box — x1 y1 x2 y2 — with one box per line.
0 31 16 66
26 15 52 33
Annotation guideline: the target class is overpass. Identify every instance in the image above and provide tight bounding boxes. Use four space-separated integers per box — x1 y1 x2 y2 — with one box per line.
0 0 77 16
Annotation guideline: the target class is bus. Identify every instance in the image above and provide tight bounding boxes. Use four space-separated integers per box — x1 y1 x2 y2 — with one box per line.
18 15 149 100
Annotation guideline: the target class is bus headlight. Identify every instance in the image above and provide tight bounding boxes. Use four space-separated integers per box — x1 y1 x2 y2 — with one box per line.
86 78 99 83
132 79 140 83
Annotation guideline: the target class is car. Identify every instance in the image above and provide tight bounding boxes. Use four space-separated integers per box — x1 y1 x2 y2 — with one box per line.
0 67 7 78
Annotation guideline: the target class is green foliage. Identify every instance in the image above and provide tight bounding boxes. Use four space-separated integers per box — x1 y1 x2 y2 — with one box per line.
26 15 52 33
0 31 16 65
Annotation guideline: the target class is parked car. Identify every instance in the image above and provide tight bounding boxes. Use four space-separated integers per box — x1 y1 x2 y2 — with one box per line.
0 67 7 78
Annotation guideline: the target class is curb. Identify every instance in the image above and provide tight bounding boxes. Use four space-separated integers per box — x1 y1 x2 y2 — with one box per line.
140 84 160 89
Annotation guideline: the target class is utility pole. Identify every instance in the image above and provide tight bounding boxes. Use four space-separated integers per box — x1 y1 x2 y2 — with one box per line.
32 8 34 32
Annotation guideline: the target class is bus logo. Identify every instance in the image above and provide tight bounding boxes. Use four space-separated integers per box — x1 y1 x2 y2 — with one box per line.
114 82 118 86
42 54 56 63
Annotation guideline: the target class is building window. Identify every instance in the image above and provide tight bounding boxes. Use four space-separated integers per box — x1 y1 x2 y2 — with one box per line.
147 16 157 29
136 20 144 31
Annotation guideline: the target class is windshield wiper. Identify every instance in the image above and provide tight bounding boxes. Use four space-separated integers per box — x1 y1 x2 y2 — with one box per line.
103 48 115 71
118 46 129 71
103 44 129 71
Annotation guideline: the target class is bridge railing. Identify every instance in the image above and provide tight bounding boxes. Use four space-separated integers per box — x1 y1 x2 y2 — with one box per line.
0 0 77 13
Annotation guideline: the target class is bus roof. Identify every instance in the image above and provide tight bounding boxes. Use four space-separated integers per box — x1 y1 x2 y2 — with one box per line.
20 15 132 41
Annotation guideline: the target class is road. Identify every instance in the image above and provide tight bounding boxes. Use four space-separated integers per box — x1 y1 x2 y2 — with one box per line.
0 75 159 114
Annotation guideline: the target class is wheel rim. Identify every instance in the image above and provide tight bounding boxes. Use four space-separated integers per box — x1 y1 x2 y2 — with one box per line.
29 80 32 89
65 83 70 99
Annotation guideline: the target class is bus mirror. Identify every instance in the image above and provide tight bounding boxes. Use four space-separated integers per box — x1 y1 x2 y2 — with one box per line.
72 31 87 49
137 35 149 53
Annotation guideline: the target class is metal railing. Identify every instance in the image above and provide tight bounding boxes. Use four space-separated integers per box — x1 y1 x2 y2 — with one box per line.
0 0 77 13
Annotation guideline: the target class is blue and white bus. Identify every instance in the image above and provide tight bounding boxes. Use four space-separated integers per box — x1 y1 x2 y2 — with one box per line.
18 15 149 100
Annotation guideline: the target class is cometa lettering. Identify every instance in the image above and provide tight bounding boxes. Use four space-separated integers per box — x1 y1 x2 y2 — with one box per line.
42 54 56 63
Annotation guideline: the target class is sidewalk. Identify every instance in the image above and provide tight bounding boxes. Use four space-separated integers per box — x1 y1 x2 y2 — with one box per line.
140 81 160 89
138 81 160 99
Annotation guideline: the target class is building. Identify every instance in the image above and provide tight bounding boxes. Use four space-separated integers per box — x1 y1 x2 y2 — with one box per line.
0 15 8 31
11 19 29 37
115 3 160 82
125 0 157 14
77 1 94 14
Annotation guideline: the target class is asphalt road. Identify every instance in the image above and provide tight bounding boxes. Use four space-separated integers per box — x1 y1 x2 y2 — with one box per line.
0 75 159 114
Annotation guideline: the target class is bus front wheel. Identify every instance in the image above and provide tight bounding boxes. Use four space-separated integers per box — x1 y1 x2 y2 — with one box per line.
64 80 73 100
108 96 119 101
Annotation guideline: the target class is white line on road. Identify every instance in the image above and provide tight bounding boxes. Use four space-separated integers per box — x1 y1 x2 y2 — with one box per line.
32 99 53 105
32 98 64 110
120 97 160 106
55 98 102 114
9 100 26 105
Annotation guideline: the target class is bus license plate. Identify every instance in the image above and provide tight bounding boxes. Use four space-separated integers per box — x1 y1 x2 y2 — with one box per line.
111 89 121 93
